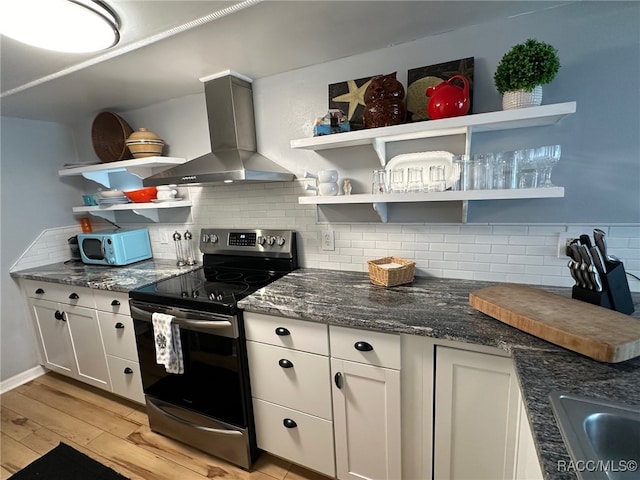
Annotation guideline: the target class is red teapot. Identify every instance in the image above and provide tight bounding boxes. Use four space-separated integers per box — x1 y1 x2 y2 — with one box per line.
426 75 470 120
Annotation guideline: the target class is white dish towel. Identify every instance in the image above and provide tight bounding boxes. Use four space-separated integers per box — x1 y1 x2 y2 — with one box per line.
151 312 184 374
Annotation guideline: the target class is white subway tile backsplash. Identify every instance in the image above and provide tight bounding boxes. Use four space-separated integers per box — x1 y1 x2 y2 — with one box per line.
15 182 639 292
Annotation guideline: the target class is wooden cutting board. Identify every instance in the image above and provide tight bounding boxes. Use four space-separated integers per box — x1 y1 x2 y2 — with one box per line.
469 284 640 363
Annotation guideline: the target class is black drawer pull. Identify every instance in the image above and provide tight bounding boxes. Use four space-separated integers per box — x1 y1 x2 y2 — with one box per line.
111 299 121 306
278 359 293 369
115 322 125 329
123 367 133 374
35 288 45 294
334 371 343 389
275 327 290 336
354 341 374 352
68 293 79 300
54 310 64 321
282 418 297 429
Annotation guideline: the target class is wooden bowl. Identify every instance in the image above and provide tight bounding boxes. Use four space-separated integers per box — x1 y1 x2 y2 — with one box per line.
91 112 134 163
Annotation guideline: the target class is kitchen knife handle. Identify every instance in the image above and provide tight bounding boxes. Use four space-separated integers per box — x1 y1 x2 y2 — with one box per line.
579 234 593 249
590 246 607 277
594 229 608 260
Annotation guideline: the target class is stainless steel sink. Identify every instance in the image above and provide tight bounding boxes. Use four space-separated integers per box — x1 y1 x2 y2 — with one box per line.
549 392 640 480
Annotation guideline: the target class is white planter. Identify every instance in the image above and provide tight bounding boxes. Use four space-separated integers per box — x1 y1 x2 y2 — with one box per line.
502 86 543 110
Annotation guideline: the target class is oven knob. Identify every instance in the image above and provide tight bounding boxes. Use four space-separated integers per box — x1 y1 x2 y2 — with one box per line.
258 236 266 246
202 234 210 243
267 236 276 246
210 234 219 244
276 236 286 246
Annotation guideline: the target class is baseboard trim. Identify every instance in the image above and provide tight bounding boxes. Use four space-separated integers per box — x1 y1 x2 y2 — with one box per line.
0 365 48 394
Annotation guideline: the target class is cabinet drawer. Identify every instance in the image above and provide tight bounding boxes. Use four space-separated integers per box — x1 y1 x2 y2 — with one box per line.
253 399 335 478
330 325 401 369
244 312 328 355
106 355 145 404
98 312 138 361
93 289 130 316
22 279 95 308
247 341 332 420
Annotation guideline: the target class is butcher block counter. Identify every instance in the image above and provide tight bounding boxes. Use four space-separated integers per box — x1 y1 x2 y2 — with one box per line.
238 268 640 480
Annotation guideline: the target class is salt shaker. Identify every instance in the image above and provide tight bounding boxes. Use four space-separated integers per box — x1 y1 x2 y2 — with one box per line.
173 231 186 266
184 230 196 265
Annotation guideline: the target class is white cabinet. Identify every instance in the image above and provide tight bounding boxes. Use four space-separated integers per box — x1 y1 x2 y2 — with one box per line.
330 326 402 480
23 280 111 391
401 336 543 480
433 345 520 480
292 102 575 222
58 156 192 222
21 280 145 404
94 289 145 404
245 312 335 477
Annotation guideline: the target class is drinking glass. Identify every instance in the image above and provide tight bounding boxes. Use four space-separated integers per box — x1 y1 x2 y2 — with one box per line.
428 165 446 192
515 148 538 189
536 144 561 187
406 167 424 193
491 153 507 189
473 153 494 190
372 169 388 194
452 155 472 191
389 168 405 193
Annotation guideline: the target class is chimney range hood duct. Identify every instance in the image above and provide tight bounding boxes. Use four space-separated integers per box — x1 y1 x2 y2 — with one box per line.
144 73 295 186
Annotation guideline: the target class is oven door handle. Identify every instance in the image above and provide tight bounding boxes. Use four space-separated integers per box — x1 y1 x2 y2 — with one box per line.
130 305 233 330
147 398 243 436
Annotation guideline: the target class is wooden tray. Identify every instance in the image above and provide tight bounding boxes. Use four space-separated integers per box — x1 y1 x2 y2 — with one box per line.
469 284 640 363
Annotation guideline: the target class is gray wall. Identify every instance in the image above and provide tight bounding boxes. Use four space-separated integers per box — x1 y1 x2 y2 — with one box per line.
1 117 84 381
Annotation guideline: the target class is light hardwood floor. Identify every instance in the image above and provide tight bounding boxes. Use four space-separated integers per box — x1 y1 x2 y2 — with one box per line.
1 372 332 480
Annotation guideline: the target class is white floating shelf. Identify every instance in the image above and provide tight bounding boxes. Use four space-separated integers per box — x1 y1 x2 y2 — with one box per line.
72 199 192 223
291 102 576 164
59 156 187 188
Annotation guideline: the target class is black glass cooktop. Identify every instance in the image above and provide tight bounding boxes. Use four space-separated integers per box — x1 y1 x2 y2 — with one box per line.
129 266 286 314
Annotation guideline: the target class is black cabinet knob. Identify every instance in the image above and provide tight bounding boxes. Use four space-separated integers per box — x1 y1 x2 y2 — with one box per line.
123 367 133 374
54 310 64 321
35 288 45 295
111 299 121 306
68 293 79 300
354 341 374 352
282 418 297 429
278 359 294 369
334 371 343 389
115 322 125 329
275 327 290 336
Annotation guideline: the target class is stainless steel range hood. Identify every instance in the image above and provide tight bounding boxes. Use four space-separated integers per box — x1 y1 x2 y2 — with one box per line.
144 73 294 186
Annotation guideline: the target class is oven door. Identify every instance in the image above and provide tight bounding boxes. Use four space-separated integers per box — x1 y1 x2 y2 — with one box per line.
129 301 250 429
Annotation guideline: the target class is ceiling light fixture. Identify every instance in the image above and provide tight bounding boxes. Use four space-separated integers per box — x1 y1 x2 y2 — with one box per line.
0 0 120 53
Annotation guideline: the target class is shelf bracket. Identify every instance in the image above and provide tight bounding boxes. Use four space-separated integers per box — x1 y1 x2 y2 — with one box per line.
131 208 160 222
85 209 117 223
81 170 122 189
371 138 387 166
372 202 388 222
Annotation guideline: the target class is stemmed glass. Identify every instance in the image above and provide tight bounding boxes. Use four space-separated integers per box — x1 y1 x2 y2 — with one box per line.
536 145 561 188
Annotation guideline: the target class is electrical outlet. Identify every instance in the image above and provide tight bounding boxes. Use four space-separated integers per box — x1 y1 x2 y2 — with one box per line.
321 230 335 251
159 230 170 244
557 233 578 258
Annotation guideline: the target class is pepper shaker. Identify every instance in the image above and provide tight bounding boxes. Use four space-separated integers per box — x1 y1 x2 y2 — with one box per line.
173 231 186 266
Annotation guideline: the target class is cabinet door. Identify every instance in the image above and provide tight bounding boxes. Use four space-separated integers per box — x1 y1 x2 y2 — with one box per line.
331 358 401 480
515 397 544 480
65 305 111 391
434 346 520 480
31 299 76 376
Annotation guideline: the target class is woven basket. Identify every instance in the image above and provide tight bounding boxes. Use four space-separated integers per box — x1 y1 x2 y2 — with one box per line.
91 112 134 163
502 86 543 110
368 257 416 287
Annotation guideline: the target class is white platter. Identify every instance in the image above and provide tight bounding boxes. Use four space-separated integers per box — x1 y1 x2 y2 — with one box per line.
385 151 457 190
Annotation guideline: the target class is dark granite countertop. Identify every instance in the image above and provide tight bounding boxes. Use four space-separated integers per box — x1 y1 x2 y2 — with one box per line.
238 268 640 480
10 259 202 293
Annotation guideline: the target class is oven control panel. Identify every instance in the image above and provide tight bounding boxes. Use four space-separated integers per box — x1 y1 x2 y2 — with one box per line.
200 228 295 257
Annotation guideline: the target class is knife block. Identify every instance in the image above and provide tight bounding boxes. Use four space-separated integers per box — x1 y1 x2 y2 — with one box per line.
571 260 635 314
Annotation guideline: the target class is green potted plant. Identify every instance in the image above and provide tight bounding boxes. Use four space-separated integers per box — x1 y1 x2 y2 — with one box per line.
494 38 560 110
